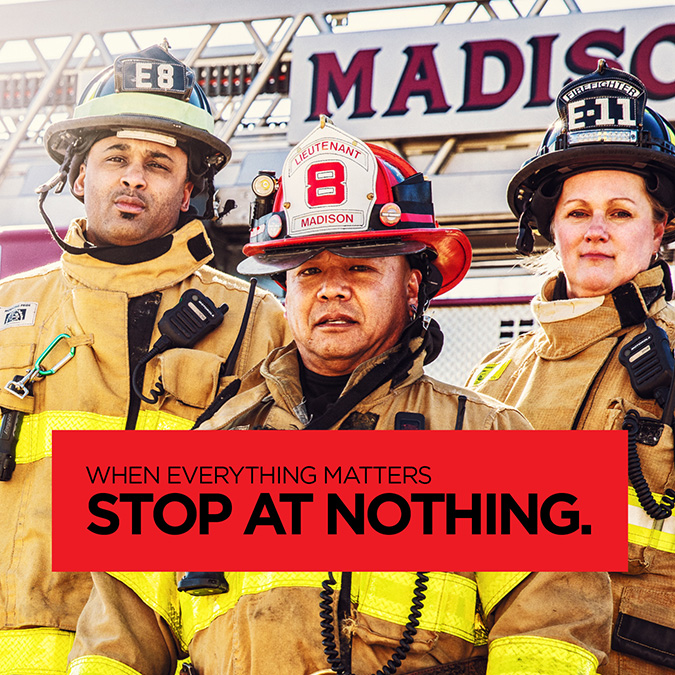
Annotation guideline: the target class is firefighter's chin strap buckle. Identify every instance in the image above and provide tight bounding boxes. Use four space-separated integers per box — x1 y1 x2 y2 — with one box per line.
35 168 68 196
36 139 80 197
34 140 95 257
516 209 535 255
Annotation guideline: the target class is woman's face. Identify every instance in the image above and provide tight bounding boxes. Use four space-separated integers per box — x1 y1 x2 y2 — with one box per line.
552 170 666 298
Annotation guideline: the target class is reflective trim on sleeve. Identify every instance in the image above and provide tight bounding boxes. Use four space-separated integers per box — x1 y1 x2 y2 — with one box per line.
352 572 478 642
0 627 74 674
14 409 193 464
69 655 144 675
628 487 675 554
487 635 599 675
476 572 530 616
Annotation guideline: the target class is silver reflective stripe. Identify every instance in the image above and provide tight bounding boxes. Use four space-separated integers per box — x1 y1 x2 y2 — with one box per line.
628 488 675 554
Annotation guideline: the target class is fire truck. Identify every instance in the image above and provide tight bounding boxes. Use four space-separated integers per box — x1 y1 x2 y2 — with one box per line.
0 0 672 384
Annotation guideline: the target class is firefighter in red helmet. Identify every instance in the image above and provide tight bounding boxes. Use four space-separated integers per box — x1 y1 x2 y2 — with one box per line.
69 120 611 675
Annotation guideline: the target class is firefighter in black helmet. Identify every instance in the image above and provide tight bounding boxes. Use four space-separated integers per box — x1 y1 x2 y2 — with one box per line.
469 61 675 674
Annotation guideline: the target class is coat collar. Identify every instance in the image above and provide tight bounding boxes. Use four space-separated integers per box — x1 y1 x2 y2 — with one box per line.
60 218 214 296
531 266 668 360
259 335 428 422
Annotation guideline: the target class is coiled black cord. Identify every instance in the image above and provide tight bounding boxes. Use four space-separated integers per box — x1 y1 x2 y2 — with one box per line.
624 409 675 519
319 573 344 674
131 337 171 404
319 571 429 675
139 375 165 404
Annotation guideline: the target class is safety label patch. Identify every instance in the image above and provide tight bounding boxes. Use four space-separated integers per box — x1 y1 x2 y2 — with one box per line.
471 359 511 386
0 302 38 330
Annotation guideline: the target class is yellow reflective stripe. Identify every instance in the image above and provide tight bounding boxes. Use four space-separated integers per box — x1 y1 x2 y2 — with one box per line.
476 572 530 616
0 627 73 674
15 411 125 463
15 409 193 463
628 487 675 553
75 93 215 133
69 655 143 675
470 360 511 387
136 409 193 430
487 635 598 675
352 572 477 641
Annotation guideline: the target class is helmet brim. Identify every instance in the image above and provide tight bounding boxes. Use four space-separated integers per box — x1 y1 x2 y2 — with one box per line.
44 113 232 172
237 239 428 275
508 144 675 220
239 228 471 296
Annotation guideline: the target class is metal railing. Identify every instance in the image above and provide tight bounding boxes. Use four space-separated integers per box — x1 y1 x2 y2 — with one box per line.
0 0 581 180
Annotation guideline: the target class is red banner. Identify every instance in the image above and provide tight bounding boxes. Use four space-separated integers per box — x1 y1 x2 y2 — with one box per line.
52 429 627 572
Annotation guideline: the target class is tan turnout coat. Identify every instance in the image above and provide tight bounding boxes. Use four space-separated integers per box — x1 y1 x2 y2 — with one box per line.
0 219 290 672
70 334 611 675
468 266 675 675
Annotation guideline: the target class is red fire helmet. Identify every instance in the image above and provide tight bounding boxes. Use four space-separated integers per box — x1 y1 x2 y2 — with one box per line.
239 118 471 298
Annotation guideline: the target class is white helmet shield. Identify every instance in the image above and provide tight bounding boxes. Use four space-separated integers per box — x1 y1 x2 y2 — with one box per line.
282 121 378 239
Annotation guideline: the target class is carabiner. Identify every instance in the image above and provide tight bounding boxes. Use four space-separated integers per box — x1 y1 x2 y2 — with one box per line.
34 333 76 376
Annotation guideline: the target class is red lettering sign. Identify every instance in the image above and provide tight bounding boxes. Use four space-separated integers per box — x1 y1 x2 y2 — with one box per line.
307 49 380 121
383 45 451 116
290 8 675 141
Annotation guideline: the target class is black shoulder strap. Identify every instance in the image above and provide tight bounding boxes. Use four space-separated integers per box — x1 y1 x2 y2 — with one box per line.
304 318 436 431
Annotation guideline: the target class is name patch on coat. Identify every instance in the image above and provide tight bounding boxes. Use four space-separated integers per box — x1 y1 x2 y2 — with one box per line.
1 302 37 330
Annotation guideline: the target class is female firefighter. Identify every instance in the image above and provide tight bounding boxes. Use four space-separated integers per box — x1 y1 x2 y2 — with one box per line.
468 61 675 674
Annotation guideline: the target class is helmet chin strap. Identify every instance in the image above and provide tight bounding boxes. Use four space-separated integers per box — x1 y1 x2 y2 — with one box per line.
35 141 97 256
36 182 178 264
408 249 442 315
35 163 198 266
516 209 535 255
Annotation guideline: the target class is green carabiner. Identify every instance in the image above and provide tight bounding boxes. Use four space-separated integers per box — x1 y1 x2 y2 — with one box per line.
34 333 76 376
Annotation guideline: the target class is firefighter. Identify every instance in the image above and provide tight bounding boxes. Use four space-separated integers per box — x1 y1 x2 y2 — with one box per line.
467 61 675 674
68 120 611 675
0 44 289 673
